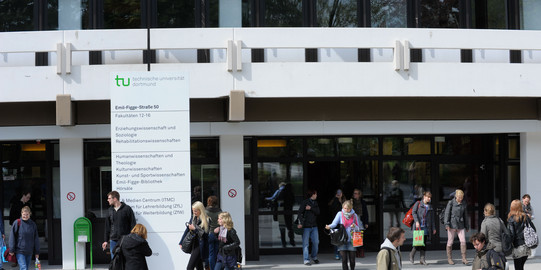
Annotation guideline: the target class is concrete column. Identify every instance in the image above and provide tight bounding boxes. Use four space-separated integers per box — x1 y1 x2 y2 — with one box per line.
59 138 85 269
520 132 541 256
219 135 245 261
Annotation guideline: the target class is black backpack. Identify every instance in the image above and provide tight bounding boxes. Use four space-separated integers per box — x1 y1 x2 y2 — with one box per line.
498 218 513 256
109 237 125 270
439 200 452 225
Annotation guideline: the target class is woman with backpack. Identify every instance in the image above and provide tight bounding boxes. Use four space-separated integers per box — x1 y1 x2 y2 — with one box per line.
325 200 361 270
508 199 536 270
480 203 503 253
409 191 436 265
214 212 241 270
443 189 469 265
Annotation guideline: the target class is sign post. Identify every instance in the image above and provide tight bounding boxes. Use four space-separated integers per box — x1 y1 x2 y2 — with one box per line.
110 72 191 268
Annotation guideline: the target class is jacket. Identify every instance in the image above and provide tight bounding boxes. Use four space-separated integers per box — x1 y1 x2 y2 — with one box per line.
206 206 222 234
411 200 435 236
444 199 469 230
376 238 402 270
507 215 534 247
298 198 320 228
105 202 137 242
8 218 39 256
472 245 505 270
217 228 240 257
352 198 369 228
480 215 503 253
180 216 209 261
121 233 152 270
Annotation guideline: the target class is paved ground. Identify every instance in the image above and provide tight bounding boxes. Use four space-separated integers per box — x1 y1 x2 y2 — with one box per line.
31 250 541 269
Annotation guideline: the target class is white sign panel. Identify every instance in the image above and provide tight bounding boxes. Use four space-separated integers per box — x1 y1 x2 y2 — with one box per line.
111 71 191 269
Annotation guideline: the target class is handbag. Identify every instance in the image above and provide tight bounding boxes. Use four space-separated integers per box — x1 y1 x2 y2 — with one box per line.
402 201 420 228
328 224 349 246
351 229 363 247
293 219 303 235
3 248 16 263
181 225 196 254
413 229 425 246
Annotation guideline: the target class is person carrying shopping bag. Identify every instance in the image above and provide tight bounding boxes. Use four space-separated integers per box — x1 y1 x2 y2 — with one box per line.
410 191 436 265
325 200 362 270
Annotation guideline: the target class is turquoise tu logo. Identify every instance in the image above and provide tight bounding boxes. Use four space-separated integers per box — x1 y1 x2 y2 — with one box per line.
115 75 130 87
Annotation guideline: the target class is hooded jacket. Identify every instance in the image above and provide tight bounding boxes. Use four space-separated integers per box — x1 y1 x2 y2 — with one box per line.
472 244 505 270
206 206 222 233
480 215 503 253
376 238 402 270
105 202 136 242
121 233 152 270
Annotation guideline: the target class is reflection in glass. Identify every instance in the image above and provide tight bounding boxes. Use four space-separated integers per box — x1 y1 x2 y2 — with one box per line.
0 0 34 32
257 138 303 158
484 0 506 29
307 138 336 157
371 0 407 28
191 164 220 204
434 135 480 155
420 0 460 28
521 0 541 30
157 0 195 28
338 137 378 157
258 162 302 248
316 0 357 27
404 137 431 155
104 0 141 29
508 137 519 159
264 0 303 27
383 137 402 156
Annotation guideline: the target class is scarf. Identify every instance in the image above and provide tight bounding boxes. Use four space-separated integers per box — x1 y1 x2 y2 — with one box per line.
342 210 356 228
218 226 228 243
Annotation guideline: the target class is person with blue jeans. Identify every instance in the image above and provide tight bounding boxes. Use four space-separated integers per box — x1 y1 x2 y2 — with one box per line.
297 189 320 266
206 195 222 270
102 191 136 259
9 206 39 270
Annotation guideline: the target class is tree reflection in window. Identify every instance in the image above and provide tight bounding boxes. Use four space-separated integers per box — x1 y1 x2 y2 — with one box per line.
371 0 407 28
317 0 357 27
420 0 459 28
265 0 303 27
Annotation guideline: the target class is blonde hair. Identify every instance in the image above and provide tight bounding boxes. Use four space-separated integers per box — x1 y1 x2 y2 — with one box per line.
508 199 527 223
342 200 353 210
455 189 464 198
218 212 234 230
484 203 495 216
131 224 148 239
21 206 31 215
192 201 209 232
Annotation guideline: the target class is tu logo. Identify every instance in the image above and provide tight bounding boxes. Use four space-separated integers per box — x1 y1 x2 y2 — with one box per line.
115 75 130 87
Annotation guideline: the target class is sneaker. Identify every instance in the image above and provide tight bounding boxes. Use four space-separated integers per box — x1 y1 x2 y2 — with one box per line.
304 262 311 266
335 255 341 260
313 259 320 264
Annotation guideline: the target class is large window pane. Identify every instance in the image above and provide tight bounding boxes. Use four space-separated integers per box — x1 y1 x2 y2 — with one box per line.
317 0 357 27
420 0 460 28
157 0 195 28
264 0 303 27
521 0 541 30
104 0 141 29
371 0 407 28
338 137 378 157
434 135 480 155
0 0 34 32
257 138 302 158
307 138 335 158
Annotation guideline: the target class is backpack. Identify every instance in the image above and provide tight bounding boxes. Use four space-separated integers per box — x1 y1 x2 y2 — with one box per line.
381 247 394 270
498 218 513 256
486 249 506 270
439 200 452 225
523 217 538 248
109 237 125 270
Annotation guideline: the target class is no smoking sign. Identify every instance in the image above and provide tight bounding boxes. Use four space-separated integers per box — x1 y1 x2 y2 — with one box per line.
228 189 237 198
67 192 76 201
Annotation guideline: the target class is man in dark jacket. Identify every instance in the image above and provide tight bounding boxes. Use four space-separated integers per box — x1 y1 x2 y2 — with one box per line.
352 188 369 258
102 191 136 258
471 232 505 270
297 189 320 266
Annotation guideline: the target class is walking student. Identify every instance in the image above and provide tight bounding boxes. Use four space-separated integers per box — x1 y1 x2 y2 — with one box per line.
214 212 241 270
297 189 320 266
180 201 211 270
522 194 534 220
470 232 506 270
480 203 503 253
376 227 405 270
325 200 361 270
508 199 535 270
121 224 152 270
206 195 222 270
8 206 39 270
102 191 136 259
409 191 436 265
443 189 469 265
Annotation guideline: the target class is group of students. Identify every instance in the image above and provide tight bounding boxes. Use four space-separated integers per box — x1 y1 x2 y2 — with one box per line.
179 196 241 270
377 191 536 270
